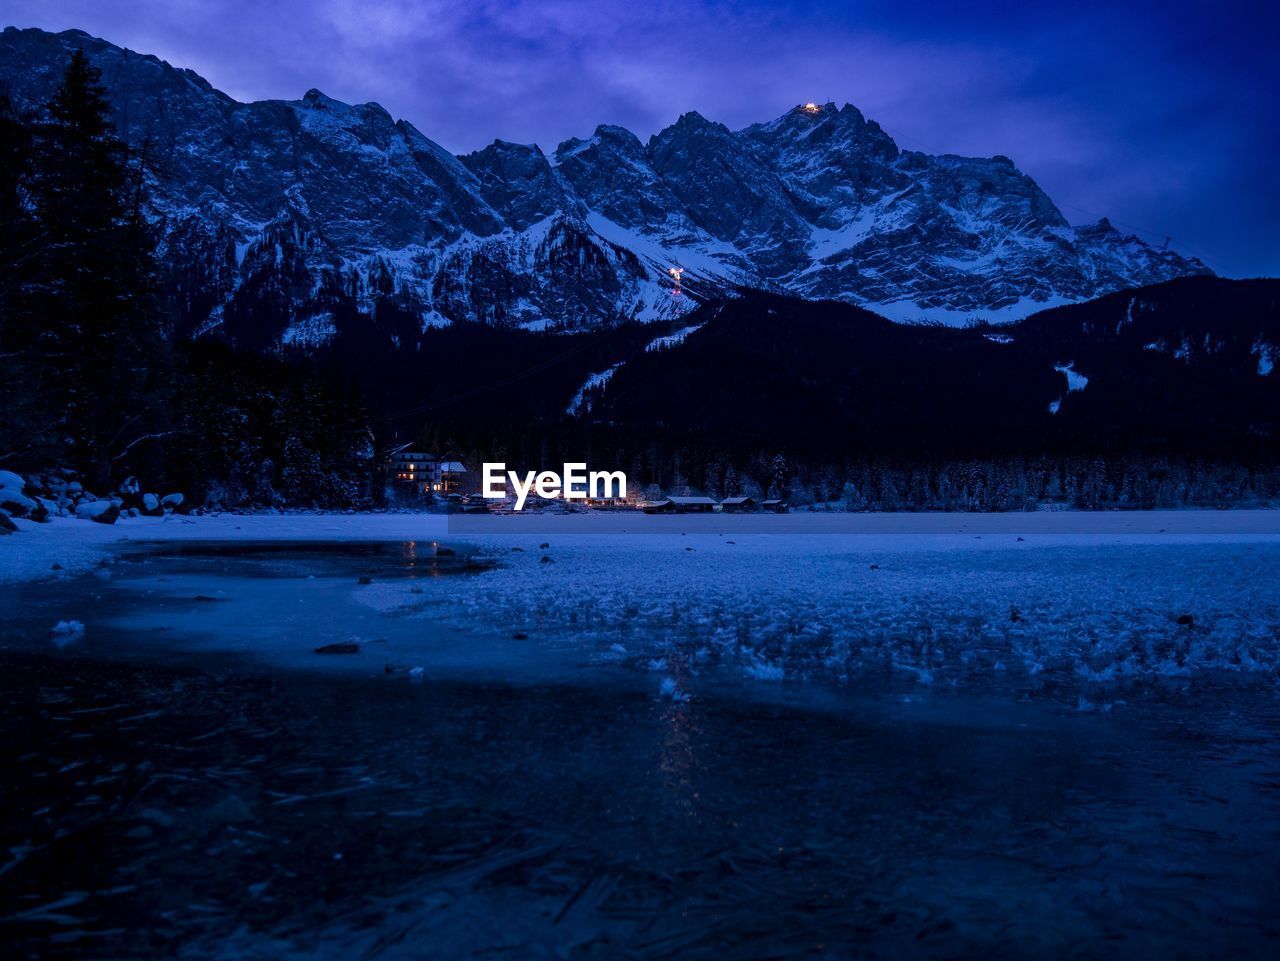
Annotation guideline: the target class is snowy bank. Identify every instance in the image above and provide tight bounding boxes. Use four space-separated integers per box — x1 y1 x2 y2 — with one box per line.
5 509 1280 586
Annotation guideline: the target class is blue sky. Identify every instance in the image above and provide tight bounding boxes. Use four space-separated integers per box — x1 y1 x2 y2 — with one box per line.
6 0 1277 276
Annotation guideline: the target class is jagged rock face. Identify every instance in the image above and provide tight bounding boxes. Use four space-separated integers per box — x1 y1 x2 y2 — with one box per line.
432 219 650 331
0 27 1212 352
459 140 577 231
555 125 688 233
741 104 904 228
647 112 811 275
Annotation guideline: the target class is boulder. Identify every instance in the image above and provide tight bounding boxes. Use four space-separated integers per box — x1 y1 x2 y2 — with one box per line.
161 492 184 508
0 470 35 518
75 500 120 525
0 511 17 534
0 488 37 518
141 493 163 516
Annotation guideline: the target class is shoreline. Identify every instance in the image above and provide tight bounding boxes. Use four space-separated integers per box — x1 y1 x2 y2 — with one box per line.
5 509 1280 586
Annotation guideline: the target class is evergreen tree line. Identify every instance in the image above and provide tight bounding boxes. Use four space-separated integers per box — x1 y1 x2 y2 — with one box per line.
766 455 1280 511
0 51 375 507
431 422 1280 511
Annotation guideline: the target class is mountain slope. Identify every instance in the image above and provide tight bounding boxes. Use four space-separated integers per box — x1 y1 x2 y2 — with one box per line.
565 277 1279 457
0 26 1211 351
276 277 1275 468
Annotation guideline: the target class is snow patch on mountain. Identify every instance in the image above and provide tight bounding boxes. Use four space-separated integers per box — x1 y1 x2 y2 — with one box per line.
876 294 1076 327
281 314 338 349
646 324 705 352
1049 362 1089 414
1055 363 1090 392
567 363 624 416
1252 339 1276 377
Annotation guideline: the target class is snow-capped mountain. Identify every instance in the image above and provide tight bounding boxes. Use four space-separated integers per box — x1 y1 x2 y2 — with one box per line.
0 27 1211 352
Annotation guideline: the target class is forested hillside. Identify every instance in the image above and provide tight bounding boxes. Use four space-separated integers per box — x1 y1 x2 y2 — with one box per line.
0 51 376 507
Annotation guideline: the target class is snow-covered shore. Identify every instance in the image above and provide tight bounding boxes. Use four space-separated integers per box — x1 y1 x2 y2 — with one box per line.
5 509 1280 586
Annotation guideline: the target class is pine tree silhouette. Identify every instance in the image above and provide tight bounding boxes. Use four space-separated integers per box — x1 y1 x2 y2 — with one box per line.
27 50 168 484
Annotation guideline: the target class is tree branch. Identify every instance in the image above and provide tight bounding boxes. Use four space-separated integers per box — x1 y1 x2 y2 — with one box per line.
110 429 186 461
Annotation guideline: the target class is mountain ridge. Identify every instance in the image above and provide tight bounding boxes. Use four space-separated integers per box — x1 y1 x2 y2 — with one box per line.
0 25 1211 353
544 276 1280 460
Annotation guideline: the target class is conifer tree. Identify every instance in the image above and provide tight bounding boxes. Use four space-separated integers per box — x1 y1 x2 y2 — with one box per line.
0 88 47 465
27 50 169 484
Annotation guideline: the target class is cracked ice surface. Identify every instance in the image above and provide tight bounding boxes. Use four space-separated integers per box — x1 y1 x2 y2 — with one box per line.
365 533 1280 693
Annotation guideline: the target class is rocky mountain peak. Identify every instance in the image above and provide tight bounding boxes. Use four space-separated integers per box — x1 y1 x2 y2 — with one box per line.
460 140 576 231
0 26 1213 347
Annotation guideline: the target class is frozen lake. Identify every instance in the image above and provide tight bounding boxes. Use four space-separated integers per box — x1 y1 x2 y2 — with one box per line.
2 515 1279 957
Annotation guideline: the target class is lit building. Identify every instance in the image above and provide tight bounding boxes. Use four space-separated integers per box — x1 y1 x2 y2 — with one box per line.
437 460 467 494
387 445 468 496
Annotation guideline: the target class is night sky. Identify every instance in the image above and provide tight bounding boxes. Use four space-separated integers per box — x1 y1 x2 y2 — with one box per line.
6 0 1277 277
